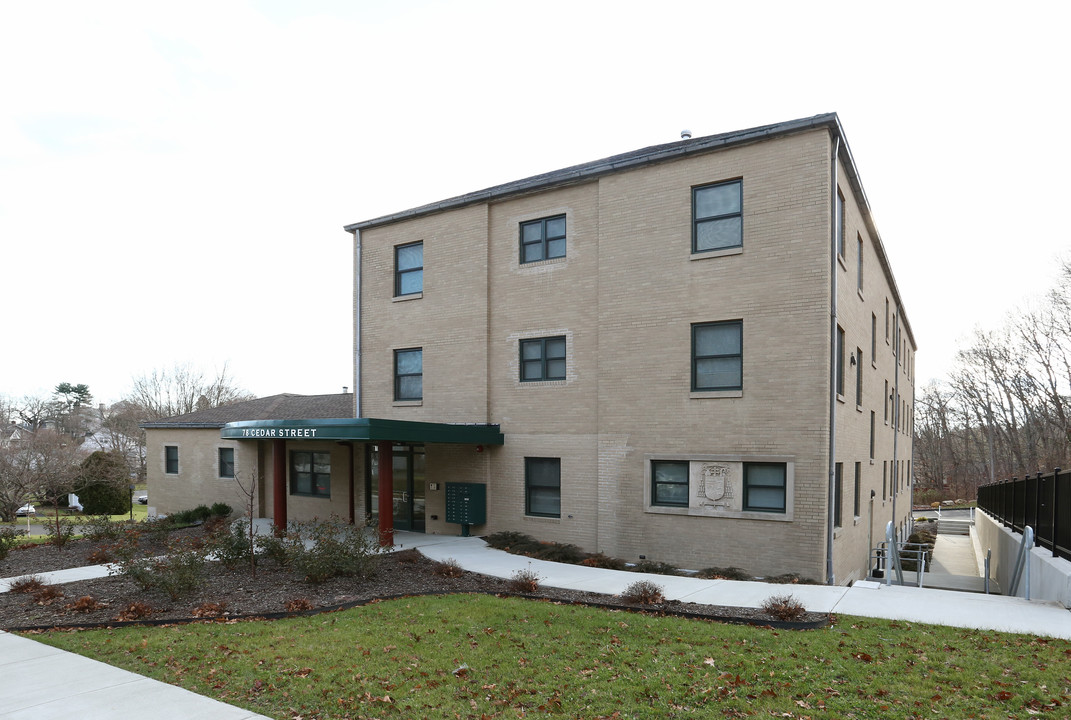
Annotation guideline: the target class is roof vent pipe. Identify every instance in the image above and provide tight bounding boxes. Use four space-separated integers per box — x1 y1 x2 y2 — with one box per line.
681 129 692 139
343 386 349 394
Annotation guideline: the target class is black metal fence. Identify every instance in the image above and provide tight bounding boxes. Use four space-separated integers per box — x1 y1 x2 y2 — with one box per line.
977 468 1070 562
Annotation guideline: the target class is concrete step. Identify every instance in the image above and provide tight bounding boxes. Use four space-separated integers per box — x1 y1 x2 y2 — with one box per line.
937 518 972 535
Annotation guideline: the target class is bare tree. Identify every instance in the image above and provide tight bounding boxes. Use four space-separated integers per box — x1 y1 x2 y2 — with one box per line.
0 429 84 531
125 362 253 420
17 394 53 431
92 401 147 481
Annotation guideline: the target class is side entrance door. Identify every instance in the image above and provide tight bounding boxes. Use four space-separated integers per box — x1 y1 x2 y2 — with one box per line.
368 444 425 533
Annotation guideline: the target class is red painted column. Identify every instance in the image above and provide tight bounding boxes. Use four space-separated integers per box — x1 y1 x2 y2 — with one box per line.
377 440 394 547
273 439 287 537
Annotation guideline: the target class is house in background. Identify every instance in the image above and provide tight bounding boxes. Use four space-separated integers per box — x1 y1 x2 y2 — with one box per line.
148 113 916 584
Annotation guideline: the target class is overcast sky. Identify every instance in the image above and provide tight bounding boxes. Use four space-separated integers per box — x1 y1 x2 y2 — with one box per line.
2 0 1067 406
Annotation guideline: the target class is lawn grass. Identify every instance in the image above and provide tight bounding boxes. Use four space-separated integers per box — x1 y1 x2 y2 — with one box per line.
30 594 1071 719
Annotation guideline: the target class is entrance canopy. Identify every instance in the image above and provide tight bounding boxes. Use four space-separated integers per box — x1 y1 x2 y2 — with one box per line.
221 417 504 445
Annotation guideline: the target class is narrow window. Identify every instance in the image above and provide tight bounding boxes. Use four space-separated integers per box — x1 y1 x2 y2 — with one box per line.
692 180 742 253
836 190 845 257
871 313 877 364
394 348 423 401
834 462 843 528
519 336 566 382
692 321 742 391
857 234 864 291
854 462 861 518
525 457 560 518
164 445 178 475
651 460 689 507
218 448 235 479
394 241 423 296
882 461 887 501
743 463 787 513
520 215 566 263
884 380 889 423
869 412 876 460
885 298 890 342
855 347 863 407
836 326 845 396
290 451 331 497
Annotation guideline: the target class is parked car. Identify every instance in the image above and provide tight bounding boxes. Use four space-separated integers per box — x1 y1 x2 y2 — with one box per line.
15 504 35 517
136 495 148 505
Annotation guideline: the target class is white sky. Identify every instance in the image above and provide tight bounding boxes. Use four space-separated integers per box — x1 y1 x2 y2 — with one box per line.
2 0 1068 406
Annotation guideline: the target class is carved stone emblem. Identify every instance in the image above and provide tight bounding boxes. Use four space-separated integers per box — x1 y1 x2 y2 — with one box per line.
698 463 733 508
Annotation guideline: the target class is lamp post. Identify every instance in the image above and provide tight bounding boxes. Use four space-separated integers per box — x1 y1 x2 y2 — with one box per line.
129 484 134 522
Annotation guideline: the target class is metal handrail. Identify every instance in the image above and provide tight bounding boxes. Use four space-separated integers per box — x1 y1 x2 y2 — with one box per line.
1008 525 1034 599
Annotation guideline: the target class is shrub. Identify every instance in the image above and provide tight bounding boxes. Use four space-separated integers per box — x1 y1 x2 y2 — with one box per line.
394 548 423 564
580 552 628 570
85 547 112 564
287 518 378 584
34 585 65 605
761 593 807 621
507 568 541 593
255 533 292 568
697 566 752 581
45 517 77 548
76 451 131 515
115 536 206 599
204 518 254 569
169 505 213 525
766 573 820 585
285 597 314 613
191 602 228 618
0 526 26 561
485 531 541 554
9 575 45 594
81 515 125 542
532 542 586 564
66 595 105 613
432 558 465 578
631 560 679 576
115 602 153 621
622 580 664 605
210 502 233 518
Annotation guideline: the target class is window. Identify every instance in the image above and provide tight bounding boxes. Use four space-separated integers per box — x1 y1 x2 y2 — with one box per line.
871 313 877 365
834 462 843 528
520 336 566 382
394 348 423 400
855 347 863 407
651 460 689 507
692 321 742 391
869 411 876 460
394 242 423 296
882 461 887 501
885 298 890 342
520 215 566 263
854 462 861 518
857 234 864 291
743 462 786 513
836 326 845 396
692 180 742 253
884 380 889 422
836 190 845 257
290 451 331 497
164 445 178 475
218 448 235 479
525 457 560 518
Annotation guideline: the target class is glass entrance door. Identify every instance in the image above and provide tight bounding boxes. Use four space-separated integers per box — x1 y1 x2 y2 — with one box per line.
368 444 425 533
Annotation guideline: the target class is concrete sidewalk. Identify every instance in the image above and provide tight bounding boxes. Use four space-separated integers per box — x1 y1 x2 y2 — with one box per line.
398 532 1071 640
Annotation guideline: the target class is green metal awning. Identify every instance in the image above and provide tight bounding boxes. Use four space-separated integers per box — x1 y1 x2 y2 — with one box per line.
221 417 504 445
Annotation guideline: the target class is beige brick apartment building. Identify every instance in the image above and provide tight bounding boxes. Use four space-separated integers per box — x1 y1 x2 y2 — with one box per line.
146 113 915 584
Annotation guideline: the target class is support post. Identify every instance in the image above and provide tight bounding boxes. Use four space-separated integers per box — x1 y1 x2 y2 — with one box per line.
273 439 287 537
377 440 394 547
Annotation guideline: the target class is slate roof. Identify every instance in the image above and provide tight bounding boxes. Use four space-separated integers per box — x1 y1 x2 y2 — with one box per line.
140 393 354 429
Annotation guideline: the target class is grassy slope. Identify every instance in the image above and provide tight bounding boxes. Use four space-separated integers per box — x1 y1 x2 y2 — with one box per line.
31 594 1071 719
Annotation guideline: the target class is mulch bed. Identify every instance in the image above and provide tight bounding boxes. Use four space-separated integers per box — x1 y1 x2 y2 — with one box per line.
0 526 829 632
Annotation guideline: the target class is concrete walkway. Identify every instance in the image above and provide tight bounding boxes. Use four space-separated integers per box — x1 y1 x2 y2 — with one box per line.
3 529 1071 720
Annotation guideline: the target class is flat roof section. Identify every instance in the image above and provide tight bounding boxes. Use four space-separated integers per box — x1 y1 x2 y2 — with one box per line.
221 417 504 446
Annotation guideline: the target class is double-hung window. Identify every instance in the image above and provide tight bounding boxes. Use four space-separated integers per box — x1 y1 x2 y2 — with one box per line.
164 446 178 475
692 321 742 391
218 448 235 479
290 451 330 497
651 460 689 507
520 336 566 382
836 326 846 396
525 457 560 518
743 462 786 513
692 180 742 253
836 190 845 258
520 215 566 263
394 348 423 401
395 242 423 296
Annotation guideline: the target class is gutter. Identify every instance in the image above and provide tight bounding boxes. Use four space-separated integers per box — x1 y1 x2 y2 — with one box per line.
826 133 841 586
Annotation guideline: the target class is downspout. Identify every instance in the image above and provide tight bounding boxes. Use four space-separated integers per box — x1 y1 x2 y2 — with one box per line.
892 304 901 536
826 133 841 586
351 229 362 419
